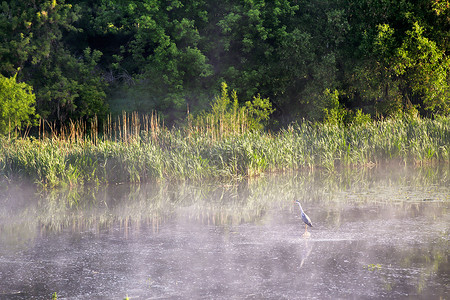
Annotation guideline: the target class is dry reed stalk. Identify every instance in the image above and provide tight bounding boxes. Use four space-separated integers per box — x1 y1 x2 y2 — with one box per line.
60 126 66 141
22 125 31 139
69 120 76 143
117 114 122 142
77 119 85 143
150 110 159 142
108 114 112 141
143 114 148 133
39 118 42 140
122 111 127 142
135 111 140 140
45 120 57 140
91 115 98 145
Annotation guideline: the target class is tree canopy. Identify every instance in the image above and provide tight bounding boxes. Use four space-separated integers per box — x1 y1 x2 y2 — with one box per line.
0 0 449 128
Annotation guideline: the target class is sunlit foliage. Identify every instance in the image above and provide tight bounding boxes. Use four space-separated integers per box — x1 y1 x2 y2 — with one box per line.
0 73 39 134
0 0 448 125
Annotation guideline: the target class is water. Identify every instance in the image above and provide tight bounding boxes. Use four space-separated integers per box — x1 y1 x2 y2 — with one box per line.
0 165 448 299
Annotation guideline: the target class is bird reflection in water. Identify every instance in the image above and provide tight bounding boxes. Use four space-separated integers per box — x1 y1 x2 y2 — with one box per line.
299 238 313 268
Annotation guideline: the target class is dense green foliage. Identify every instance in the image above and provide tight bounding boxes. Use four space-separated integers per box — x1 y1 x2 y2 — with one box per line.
0 0 448 126
0 73 38 134
1 116 448 187
0 0 107 123
190 82 274 137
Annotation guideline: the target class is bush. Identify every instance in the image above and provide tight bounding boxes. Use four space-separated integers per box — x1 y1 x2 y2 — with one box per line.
0 73 39 134
189 82 274 138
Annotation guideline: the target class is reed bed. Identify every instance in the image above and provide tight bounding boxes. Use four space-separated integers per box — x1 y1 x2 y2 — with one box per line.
0 113 448 187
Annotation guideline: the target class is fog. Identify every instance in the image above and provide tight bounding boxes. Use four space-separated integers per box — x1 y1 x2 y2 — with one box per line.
0 165 448 299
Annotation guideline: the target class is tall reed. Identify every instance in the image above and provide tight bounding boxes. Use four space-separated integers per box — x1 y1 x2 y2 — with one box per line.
0 113 448 187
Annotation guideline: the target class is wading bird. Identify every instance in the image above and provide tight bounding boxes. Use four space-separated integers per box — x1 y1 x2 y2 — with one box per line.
294 200 313 234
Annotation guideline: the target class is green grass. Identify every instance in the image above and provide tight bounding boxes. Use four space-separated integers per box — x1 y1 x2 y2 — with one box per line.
0 115 448 187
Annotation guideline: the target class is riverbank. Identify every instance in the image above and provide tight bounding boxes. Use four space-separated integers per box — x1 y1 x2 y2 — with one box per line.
0 116 448 187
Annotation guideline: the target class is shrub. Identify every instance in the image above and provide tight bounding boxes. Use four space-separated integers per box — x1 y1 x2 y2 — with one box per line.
0 72 39 134
189 82 274 138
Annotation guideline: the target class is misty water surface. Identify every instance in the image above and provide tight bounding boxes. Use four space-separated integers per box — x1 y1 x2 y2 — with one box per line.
0 165 448 299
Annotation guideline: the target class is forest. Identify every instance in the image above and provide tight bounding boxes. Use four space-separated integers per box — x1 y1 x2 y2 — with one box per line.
1 0 449 132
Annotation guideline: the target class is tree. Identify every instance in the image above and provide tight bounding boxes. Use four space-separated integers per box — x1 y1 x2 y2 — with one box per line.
0 73 38 134
345 0 450 117
394 22 450 115
3 0 447 128
75 0 213 122
34 47 108 122
0 1 79 76
211 0 352 123
0 1 107 123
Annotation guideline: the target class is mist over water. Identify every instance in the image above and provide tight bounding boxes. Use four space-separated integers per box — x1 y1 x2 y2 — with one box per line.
0 165 448 299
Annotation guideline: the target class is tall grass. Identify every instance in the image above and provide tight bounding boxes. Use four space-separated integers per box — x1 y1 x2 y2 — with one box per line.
0 114 448 187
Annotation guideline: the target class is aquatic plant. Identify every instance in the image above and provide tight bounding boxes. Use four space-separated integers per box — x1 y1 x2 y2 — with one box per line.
0 114 448 187
364 264 382 271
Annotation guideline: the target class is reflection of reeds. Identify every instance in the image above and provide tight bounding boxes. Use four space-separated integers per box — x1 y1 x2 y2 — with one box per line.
0 165 447 239
0 115 448 187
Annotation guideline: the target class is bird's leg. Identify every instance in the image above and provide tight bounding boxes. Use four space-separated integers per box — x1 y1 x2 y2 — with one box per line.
305 224 308 233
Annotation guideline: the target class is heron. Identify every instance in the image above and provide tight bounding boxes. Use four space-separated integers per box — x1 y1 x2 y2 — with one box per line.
294 200 313 234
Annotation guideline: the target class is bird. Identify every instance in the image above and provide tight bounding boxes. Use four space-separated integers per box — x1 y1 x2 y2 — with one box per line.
294 200 313 234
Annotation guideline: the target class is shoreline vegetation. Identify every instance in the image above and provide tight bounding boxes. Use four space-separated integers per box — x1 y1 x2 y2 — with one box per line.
0 111 448 188
1 2 449 188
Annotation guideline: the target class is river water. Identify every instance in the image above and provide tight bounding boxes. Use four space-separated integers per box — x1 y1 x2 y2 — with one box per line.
0 165 448 299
